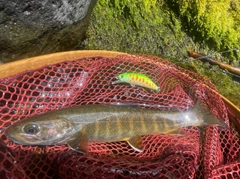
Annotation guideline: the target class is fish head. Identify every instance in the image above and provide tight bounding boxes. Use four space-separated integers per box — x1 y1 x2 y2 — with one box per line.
6 114 74 145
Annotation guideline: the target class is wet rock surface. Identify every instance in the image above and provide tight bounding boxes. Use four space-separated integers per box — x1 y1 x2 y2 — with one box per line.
0 0 97 63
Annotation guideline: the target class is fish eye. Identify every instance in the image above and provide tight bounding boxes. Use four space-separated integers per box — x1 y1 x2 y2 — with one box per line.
23 123 39 134
120 75 124 79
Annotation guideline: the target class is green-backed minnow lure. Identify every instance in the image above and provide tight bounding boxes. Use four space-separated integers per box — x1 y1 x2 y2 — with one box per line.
112 72 160 91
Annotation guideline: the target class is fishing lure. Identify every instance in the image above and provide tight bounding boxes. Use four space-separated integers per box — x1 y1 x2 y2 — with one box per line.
112 72 160 91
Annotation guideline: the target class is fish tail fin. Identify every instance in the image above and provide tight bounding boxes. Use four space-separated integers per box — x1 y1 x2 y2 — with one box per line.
193 100 228 128
202 113 228 128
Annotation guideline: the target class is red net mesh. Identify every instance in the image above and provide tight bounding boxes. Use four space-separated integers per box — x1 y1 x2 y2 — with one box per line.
0 53 238 178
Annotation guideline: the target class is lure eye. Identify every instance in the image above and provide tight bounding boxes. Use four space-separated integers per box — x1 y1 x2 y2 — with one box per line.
24 123 39 134
119 75 124 79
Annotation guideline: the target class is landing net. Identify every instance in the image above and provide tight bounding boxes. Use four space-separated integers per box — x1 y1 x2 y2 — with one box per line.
0 53 239 179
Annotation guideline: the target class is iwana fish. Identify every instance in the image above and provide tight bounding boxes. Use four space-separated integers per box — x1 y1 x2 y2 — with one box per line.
6 101 227 153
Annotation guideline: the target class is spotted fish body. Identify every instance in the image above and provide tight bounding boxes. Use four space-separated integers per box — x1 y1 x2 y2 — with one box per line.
112 72 160 91
77 101 227 152
6 101 227 153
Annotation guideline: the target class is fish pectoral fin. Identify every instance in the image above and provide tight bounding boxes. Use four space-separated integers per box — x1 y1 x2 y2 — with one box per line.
67 132 88 153
127 135 143 152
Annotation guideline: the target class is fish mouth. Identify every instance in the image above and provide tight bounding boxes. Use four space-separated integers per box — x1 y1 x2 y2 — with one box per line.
6 126 21 143
6 130 26 144
6 127 43 145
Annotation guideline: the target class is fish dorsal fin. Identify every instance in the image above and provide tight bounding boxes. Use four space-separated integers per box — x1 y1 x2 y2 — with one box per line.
67 132 88 153
127 135 143 152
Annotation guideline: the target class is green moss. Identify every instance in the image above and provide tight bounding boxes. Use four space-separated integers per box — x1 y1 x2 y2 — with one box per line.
168 0 240 62
99 0 160 28
85 0 240 60
84 0 191 57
